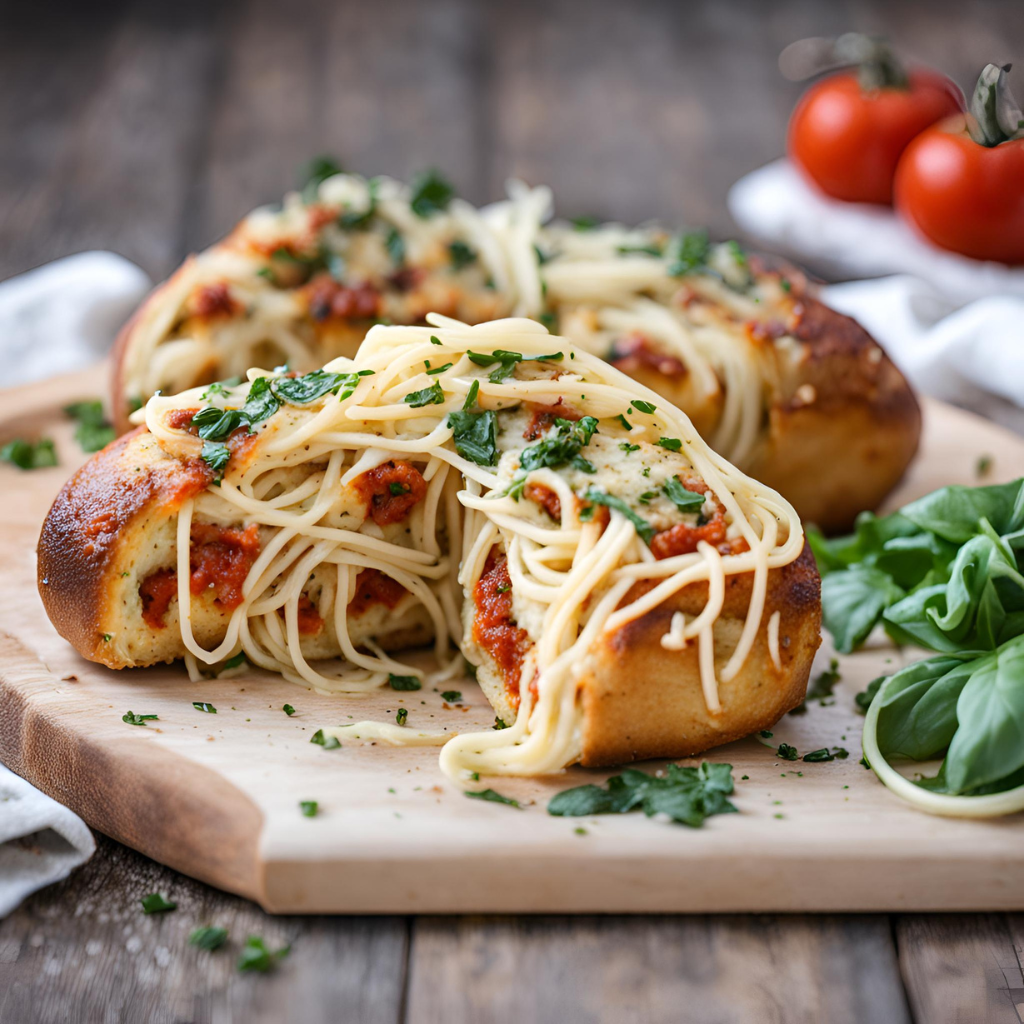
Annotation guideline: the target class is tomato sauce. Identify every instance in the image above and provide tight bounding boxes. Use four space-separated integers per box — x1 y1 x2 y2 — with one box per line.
189 522 261 609
609 332 687 378
305 275 382 321
347 568 408 617
472 548 532 708
649 474 746 559
522 401 582 441
524 482 561 521
191 283 239 320
139 569 178 629
352 460 427 526
167 408 200 432
296 594 324 635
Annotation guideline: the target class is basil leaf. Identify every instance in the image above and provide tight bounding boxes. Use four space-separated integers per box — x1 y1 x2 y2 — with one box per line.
275 369 369 404
192 701 217 714
140 893 177 914
65 400 116 452
200 441 231 483
821 566 904 654
242 376 281 425
237 935 290 973
447 385 498 466
192 407 250 441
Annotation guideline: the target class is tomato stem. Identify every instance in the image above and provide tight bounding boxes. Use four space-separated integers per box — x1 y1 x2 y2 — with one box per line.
834 33 909 92
968 63 1024 147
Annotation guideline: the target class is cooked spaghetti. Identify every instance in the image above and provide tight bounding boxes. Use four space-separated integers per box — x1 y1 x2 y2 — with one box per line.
137 315 804 780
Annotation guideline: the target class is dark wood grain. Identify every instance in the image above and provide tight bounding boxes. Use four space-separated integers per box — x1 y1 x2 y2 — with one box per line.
407 914 911 1024
4 0 1024 1021
0 834 409 1024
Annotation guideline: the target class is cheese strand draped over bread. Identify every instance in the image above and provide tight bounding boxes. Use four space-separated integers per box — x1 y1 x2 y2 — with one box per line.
133 316 804 780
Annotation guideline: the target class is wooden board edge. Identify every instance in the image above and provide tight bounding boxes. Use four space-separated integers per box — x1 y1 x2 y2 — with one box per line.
0 632 268 905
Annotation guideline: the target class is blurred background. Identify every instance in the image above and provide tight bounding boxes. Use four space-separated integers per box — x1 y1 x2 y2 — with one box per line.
3 0 1023 284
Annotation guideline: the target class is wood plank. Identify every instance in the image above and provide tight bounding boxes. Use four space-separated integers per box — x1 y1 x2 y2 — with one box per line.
0 834 409 1024
406 914 910 1024
896 914 1024 1024
4 375 1024 914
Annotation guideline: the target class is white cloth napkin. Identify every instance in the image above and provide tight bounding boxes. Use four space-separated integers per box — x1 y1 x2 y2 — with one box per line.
728 160 1024 408
0 251 151 386
0 764 96 917
0 251 148 913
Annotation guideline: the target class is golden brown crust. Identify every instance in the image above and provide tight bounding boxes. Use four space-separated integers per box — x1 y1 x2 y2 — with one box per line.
37 428 210 665
748 289 922 533
577 542 821 766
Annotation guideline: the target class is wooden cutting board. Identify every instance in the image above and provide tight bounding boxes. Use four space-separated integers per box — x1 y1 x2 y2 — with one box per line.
3 366 1024 914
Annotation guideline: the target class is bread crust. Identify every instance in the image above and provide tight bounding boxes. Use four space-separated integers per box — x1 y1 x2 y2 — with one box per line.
577 541 821 766
37 429 433 670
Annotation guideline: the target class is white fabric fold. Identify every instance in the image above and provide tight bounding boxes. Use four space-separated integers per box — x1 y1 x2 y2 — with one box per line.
0 764 96 918
728 159 1024 407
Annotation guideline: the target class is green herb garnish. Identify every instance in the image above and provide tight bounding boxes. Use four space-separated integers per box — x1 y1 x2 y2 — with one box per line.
548 762 737 828
447 380 498 466
395 708 408 726
193 701 217 714
140 893 177 914
465 789 521 809
1 438 58 470
663 477 706 513
300 154 343 203
283 704 296 716
299 800 319 817
409 169 455 217
237 935 290 973
404 381 445 408
122 711 158 727
189 925 229 951
65 400 116 453
656 437 682 452
777 743 799 761
583 488 654 545
441 690 462 703
310 729 341 749
667 229 710 277
389 674 422 691
448 239 477 270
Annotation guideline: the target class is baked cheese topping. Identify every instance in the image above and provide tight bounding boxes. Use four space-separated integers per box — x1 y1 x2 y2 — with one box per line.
123 172 809 476
142 316 803 780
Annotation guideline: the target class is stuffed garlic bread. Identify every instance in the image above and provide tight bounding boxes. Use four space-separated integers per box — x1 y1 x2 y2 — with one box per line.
45 317 820 779
111 170 919 532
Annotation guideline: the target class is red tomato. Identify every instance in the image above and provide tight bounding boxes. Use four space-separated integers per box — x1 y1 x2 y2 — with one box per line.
894 116 1024 263
788 69 961 204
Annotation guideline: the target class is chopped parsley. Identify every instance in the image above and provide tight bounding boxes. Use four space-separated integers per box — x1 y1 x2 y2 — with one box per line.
1 438 58 470
465 789 521 809
615 414 633 432
777 743 799 761
630 400 657 414
571 215 600 231
447 380 499 466
300 154 343 203
65 400 115 452
385 225 405 264
617 242 664 257
430 335 443 345
493 717 509 730
656 437 682 452
404 381 445 407
237 935 290 974
663 477 706 513
448 239 477 270
275 369 374 405
467 349 564 384
282 704 296 716
441 690 462 703
395 708 408 726
425 362 453 376
189 926 229 951
140 893 177 914
192 701 217 714
548 761 737 828
389 673 422 691
221 652 246 672
191 406 249 441
200 440 231 483
508 416 599 498
409 169 455 217
122 711 158 727
299 800 319 817
310 729 341 749
638 491 658 505
667 229 710 277
583 488 654 544
619 442 640 453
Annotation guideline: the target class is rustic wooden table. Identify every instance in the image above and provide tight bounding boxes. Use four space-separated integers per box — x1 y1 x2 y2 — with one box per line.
3 1 1024 1021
